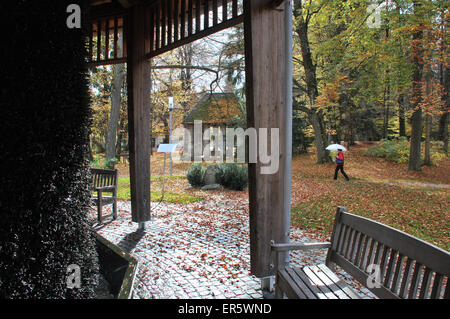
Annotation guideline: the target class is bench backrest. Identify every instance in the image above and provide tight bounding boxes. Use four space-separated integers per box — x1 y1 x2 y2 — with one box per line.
90 168 118 189
326 206 450 299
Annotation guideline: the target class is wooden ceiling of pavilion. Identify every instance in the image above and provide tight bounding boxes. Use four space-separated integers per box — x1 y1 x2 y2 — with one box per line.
88 0 244 66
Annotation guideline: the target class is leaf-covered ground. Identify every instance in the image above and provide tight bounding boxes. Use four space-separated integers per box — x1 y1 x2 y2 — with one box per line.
290 143 449 251
113 142 449 251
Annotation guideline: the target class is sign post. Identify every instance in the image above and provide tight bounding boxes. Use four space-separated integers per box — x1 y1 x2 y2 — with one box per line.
168 96 174 176
157 143 177 199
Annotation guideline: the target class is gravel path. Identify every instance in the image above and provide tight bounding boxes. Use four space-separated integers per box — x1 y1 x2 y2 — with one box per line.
90 195 375 299
368 179 450 189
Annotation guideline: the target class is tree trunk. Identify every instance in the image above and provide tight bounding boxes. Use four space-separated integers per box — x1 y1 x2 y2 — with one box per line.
383 86 388 139
105 63 125 161
383 15 391 140
116 130 122 156
424 114 432 165
409 108 423 170
310 111 329 163
438 65 449 154
437 7 448 154
438 112 448 154
87 141 93 162
408 1 424 171
398 94 407 137
293 1 330 163
423 55 433 166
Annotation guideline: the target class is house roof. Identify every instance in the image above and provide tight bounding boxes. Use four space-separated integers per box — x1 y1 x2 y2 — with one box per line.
182 93 242 125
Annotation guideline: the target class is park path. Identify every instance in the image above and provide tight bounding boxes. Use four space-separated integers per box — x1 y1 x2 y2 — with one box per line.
366 179 450 189
90 194 375 299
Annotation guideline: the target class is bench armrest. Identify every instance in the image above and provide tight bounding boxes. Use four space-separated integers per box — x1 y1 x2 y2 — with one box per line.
271 241 331 252
95 186 116 192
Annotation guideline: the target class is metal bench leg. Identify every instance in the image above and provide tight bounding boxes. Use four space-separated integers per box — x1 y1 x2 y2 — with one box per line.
97 190 103 223
261 276 274 292
113 191 117 220
274 275 283 299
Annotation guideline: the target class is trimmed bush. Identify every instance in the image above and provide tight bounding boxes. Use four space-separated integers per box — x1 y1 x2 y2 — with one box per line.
364 137 447 165
187 163 205 188
90 155 119 169
364 138 410 163
216 163 248 191
215 164 226 186
0 1 98 298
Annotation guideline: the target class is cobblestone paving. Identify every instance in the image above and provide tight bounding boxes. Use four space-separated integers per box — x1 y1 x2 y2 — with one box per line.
91 194 375 299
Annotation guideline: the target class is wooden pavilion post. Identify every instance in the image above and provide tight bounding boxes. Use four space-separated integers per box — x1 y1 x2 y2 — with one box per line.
127 2 151 223
244 0 290 278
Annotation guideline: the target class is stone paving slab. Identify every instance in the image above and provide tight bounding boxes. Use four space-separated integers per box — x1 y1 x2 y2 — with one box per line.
90 194 375 299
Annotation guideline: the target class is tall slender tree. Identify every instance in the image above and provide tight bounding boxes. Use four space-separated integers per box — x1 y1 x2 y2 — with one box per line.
105 63 125 161
408 0 425 171
293 0 330 163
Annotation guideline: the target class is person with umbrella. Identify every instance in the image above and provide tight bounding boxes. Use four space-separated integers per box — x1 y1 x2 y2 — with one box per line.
326 144 350 181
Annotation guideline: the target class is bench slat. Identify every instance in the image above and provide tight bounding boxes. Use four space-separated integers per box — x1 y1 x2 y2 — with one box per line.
342 225 352 257
285 267 318 299
379 246 389 282
278 269 308 299
373 242 383 268
350 230 360 261
357 235 369 269
383 249 398 288
391 253 404 294
408 262 422 299
91 196 115 205
444 278 449 299
345 228 355 260
291 267 324 299
365 238 376 271
337 224 348 255
352 231 364 265
430 273 443 299
302 266 338 299
307 265 350 299
330 251 400 299
419 266 432 299
399 257 413 298
317 263 360 299
339 212 450 275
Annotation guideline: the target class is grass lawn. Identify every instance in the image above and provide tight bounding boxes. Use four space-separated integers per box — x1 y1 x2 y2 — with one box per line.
290 143 450 251
103 142 449 250
291 179 449 250
116 176 203 204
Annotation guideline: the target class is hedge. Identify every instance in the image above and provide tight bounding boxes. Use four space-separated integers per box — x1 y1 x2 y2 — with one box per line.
0 0 99 298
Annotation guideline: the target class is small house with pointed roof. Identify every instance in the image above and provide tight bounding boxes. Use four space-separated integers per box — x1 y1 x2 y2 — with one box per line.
181 92 243 161
182 92 243 126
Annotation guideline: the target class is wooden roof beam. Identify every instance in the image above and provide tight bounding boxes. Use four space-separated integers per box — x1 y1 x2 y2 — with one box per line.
118 0 141 8
91 0 113 6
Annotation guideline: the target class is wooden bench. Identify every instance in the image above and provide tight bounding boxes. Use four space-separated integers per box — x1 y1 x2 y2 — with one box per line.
271 206 450 299
90 168 118 223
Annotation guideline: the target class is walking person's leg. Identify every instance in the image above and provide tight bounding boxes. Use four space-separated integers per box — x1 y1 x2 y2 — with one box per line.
340 165 350 181
334 165 339 180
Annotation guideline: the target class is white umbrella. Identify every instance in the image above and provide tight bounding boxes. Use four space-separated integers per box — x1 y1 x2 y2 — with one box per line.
326 144 347 152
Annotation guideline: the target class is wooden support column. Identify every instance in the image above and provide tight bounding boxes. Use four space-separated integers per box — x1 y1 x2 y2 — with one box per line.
244 0 289 277
127 3 151 223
